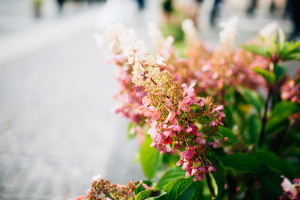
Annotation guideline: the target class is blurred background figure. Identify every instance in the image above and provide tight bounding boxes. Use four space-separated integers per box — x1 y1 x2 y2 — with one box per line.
285 0 300 40
56 0 65 13
136 0 145 10
247 0 257 16
210 0 222 27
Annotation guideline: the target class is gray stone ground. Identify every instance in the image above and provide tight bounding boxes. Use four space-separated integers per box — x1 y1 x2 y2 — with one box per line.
0 1 298 200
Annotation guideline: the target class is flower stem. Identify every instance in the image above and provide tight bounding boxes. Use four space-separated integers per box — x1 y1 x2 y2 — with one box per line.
258 57 278 147
258 86 272 147
206 173 215 198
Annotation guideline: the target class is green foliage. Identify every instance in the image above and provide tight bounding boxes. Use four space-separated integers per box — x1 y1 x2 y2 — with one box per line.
140 136 162 180
127 123 136 139
265 116 289 137
266 101 300 136
218 126 238 144
135 180 153 195
253 67 276 85
209 156 226 198
272 101 300 118
247 114 261 144
135 189 166 200
242 30 300 61
240 45 269 58
155 167 186 190
222 153 264 173
255 149 294 179
160 23 184 42
259 169 282 200
158 177 203 200
274 64 287 81
238 86 264 114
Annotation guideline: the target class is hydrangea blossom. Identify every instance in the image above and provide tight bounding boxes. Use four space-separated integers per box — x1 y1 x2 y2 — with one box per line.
106 24 226 182
279 177 300 200
81 178 139 200
100 24 148 130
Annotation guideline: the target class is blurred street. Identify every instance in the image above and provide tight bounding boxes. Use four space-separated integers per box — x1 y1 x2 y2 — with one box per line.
0 0 297 200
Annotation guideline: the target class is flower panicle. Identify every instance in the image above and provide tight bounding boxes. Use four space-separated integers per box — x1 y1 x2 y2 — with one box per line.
129 45 225 181
80 178 140 200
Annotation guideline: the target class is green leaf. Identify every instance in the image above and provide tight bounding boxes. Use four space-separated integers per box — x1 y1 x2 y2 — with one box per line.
295 165 300 177
156 167 186 190
135 180 153 195
259 170 282 200
140 136 162 180
265 101 300 136
272 101 300 118
256 149 293 179
283 147 300 157
223 105 234 129
253 67 276 85
238 86 264 114
265 116 289 136
247 114 261 144
218 126 238 144
258 34 266 43
162 154 181 168
221 153 264 173
159 177 202 200
240 45 269 58
209 156 226 197
278 28 285 48
136 189 166 200
127 123 137 139
274 64 287 81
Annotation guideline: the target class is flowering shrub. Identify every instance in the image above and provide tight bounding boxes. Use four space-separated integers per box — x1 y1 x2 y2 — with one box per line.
78 18 300 200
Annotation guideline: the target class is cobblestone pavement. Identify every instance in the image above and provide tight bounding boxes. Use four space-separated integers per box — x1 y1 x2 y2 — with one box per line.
0 1 298 200
0 3 146 200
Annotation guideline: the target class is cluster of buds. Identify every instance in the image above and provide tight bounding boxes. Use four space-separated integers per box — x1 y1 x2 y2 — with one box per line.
78 179 138 200
280 178 300 200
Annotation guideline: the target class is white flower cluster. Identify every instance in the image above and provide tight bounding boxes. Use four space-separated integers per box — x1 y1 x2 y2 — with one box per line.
103 24 147 62
218 17 239 48
182 19 198 44
92 173 102 181
148 22 165 51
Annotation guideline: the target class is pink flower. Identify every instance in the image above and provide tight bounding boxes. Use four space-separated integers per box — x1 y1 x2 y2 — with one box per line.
195 137 206 145
176 160 184 166
165 98 173 108
207 165 216 172
164 129 174 137
151 110 161 120
77 196 87 200
142 96 151 106
281 178 298 199
209 141 220 148
172 125 183 132
164 111 176 123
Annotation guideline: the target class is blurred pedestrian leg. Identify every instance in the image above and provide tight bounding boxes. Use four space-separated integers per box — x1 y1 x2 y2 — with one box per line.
210 0 222 27
136 0 145 10
246 0 257 16
57 0 65 13
288 0 300 40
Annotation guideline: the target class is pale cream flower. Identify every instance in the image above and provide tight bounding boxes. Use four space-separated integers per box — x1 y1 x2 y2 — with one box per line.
92 173 102 181
218 17 239 48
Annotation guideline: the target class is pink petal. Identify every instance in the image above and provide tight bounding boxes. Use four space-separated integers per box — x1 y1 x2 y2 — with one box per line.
142 96 151 106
